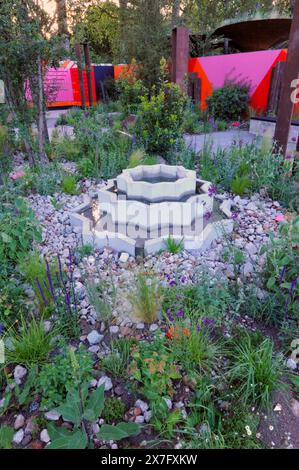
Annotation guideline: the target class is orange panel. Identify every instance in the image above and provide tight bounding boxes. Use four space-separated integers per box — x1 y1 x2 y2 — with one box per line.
188 58 213 110
251 50 288 114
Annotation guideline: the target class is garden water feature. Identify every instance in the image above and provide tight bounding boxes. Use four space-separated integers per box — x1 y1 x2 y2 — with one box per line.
70 164 234 257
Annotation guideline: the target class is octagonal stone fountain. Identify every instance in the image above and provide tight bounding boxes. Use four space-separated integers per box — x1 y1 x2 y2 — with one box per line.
70 164 234 257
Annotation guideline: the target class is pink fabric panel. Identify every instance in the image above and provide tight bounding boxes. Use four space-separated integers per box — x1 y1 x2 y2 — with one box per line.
199 50 281 96
44 68 74 103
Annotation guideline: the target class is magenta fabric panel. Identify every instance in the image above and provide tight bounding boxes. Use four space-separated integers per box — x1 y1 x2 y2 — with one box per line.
199 50 282 96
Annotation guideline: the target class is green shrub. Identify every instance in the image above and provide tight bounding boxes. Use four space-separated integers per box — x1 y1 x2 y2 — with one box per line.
206 81 249 121
0 197 42 265
0 125 11 177
61 175 78 195
135 83 188 154
0 273 27 325
51 135 81 161
116 71 146 115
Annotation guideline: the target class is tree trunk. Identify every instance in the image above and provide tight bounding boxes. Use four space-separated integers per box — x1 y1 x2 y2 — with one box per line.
56 0 70 51
5 80 36 167
37 55 48 163
171 0 181 28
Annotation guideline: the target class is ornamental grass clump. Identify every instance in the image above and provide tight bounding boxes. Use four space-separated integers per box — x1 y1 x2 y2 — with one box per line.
129 272 163 323
227 332 286 409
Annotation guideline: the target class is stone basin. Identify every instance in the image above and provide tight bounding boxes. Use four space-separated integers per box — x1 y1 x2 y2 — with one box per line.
117 164 196 202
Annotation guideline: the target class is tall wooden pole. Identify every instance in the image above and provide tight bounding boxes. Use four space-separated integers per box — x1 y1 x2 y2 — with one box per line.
273 0 299 157
171 27 190 93
75 43 86 109
83 44 95 107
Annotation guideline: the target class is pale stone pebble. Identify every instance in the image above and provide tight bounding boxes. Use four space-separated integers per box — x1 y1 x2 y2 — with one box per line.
135 399 149 413
44 410 61 421
97 376 113 391
109 325 119 334
135 416 145 424
13 429 24 445
14 365 27 385
87 330 103 345
14 414 25 430
40 429 51 443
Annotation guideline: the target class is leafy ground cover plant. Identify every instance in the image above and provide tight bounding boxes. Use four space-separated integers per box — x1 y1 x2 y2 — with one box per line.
260 217 299 328
47 348 140 449
162 270 231 325
38 344 93 410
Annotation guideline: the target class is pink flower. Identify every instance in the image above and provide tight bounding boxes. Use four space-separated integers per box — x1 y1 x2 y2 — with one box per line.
275 214 285 223
232 121 240 127
10 170 25 181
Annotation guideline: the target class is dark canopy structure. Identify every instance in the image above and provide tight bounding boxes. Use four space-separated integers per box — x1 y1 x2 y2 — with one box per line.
213 18 292 52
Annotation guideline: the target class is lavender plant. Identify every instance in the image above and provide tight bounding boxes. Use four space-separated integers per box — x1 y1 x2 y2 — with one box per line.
36 251 79 338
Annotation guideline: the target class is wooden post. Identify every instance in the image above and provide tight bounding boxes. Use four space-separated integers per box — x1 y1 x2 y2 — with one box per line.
83 43 95 106
75 43 86 109
273 0 299 157
171 27 190 93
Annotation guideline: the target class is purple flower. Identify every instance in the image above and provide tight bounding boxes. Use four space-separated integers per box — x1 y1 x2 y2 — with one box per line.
204 211 212 221
279 266 286 283
166 309 174 322
202 317 215 328
0 323 5 335
208 184 217 197
36 278 48 305
231 212 238 220
197 325 202 332
180 275 188 284
290 276 298 294
169 279 177 287
176 309 184 318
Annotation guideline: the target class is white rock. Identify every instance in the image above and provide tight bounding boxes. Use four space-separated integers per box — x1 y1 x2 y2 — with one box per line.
40 429 50 443
163 398 172 410
91 423 100 434
286 358 297 370
109 325 119 334
88 345 100 353
97 376 113 391
135 399 149 413
149 324 159 332
135 415 145 424
136 322 145 330
119 252 129 264
44 410 61 421
43 321 52 333
144 410 152 423
14 365 27 385
87 330 103 345
13 429 24 445
14 414 25 430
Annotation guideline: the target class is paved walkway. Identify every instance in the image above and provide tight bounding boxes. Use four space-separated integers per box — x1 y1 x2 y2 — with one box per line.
184 130 257 153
